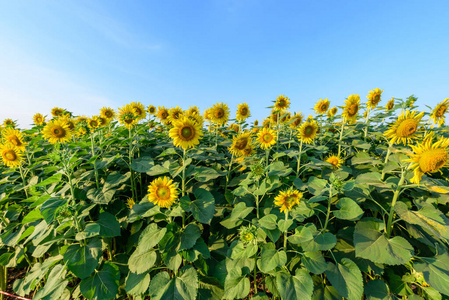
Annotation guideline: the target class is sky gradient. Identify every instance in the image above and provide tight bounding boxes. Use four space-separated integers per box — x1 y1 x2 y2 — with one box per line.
1 0 448 128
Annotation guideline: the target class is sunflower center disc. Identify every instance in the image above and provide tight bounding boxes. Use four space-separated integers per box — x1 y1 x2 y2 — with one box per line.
235 139 248 150
263 134 272 143
328 158 339 166
215 109 224 118
156 187 170 200
241 108 248 115
437 105 447 117
105 111 112 118
419 148 447 173
348 104 358 116
9 136 21 147
4 150 16 161
52 126 66 138
304 126 314 136
397 119 418 137
180 126 194 140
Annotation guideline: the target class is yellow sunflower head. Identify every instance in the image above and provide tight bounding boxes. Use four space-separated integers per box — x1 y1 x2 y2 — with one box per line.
314 98 330 115
0 143 24 168
253 120 259 127
366 88 383 110
236 103 251 122
2 127 26 151
386 97 395 111
430 98 449 127
274 189 303 213
33 113 46 126
327 107 338 119
51 107 65 118
210 102 230 126
118 105 138 128
168 117 203 150
87 116 101 129
274 95 290 111
384 109 424 145
76 126 88 137
76 115 88 124
168 106 184 123
42 119 72 144
280 112 291 124
262 118 271 129
342 94 360 124
187 112 204 127
3 119 16 128
257 127 277 150
147 105 157 115
325 154 344 169
100 107 116 121
147 177 179 208
129 102 147 121
228 123 240 133
186 106 200 116
157 106 170 125
229 131 252 157
297 119 319 144
60 116 76 130
407 137 449 184
289 112 303 129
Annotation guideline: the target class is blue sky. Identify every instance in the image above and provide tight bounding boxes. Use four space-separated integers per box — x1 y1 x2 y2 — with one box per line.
1 0 448 128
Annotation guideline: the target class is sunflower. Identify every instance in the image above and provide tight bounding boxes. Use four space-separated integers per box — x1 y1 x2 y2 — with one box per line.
60 116 76 130
0 143 23 168
129 102 147 121
257 127 276 150
42 119 72 143
2 127 26 151
168 106 184 123
169 117 203 150
386 98 395 111
325 154 344 169
241 142 255 157
262 118 271 128
76 127 88 137
51 107 65 118
229 131 252 157
203 108 212 122
366 88 383 110
274 95 290 111
236 103 251 122
280 112 291 124
100 107 115 121
342 94 360 124
3 119 16 128
186 106 200 116
126 198 136 210
187 112 204 126
289 112 303 129
274 189 303 213
147 105 157 115
87 116 101 129
77 116 88 124
209 103 230 126
254 120 259 127
118 105 138 128
147 177 179 208
327 107 338 118
157 106 170 125
297 119 318 144
228 123 240 133
33 113 45 126
314 98 330 115
407 137 449 184
384 109 424 145
430 98 449 127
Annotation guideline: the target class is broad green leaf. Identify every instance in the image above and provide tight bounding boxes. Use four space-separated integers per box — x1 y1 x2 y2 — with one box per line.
354 218 413 265
415 250 449 296
138 223 167 249
194 167 225 182
147 164 169 176
125 271 151 296
257 243 287 273
75 223 100 240
22 210 43 224
96 212 121 238
80 262 120 300
63 239 102 279
308 177 327 196
220 202 253 229
258 214 277 230
275 269 314 300
128 248 157 274
325 258 363 300
131 156 154 173
302 251 327 274
229 241 258 259
278 219 293 232
33 264 68 300
34 173 63 187
355 172 389 188
149 266 199 300
288 224 316 245
103 171 130 190
364 279 392 300
224 268 250 300
302 232 337 252
198 277 224 300
333 197 364 221
40 197 66 224
179 223 202 251
190 188 215 224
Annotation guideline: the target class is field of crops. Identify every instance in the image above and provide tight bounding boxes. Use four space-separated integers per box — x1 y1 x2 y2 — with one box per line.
1 91 449 300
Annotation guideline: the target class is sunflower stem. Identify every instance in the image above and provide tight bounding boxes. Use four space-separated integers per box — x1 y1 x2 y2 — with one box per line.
386 167 408 238
381 143 393 181
283 210 289 249
265 148 270 167
363 109 371 140
0 266 7 300
19 165 28 198
253 254 258 294
296 140 303 177
338 122 345 157
322 184 333 232
225 154 234 192
276 112 280 154
182 148 187 197
128 128 137 202
90 132 100 190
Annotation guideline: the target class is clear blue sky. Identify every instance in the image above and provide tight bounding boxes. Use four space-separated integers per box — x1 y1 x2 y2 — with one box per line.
1 0 448 128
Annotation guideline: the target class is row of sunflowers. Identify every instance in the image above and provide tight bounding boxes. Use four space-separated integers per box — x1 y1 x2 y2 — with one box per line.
1 90 449 299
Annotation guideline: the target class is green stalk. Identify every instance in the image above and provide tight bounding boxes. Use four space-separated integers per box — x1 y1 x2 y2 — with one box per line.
253 255 258 294
386 167 408 238
90 133 100 190
322 184 333 232
381 143 393 181
296 140 303 177
19 165 28 198
0 266 6 300
182 148 187 197
283 210 289 249
265 148 270 167
337 122 345 157
225 154 234 192
276 112 280 153
128 128 137 201
363 109 371 140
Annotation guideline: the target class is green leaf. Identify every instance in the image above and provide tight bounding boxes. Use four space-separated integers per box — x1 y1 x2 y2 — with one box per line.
325 258 363 300
103 171 130 190
278 219 293 232
220 202 253 229
258 214 278 230
180 223 202 251
198 278 224 300
32 264 68 300
364 279 391 300
353 218 413 265
308 177 328 196
302 252 327 274
257 243 287 273
149 266 199 300
415 249 449 296
125 271 151 296
131 156 154 173
224 267 250 300
40 197 66 224
333 198 364 221
75 223 100 240
128 248 157 275
138 223 167 249
355 172 389 188
96 212 121 238
34 173 63 187
302 232 337 252
63 239 102 279
22 210 43 224
80 262 120 300
275 269 314 300
194 167 225 182
190 188 215 224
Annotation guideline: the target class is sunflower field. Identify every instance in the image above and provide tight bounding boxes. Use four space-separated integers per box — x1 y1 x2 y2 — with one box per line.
1 91 449 300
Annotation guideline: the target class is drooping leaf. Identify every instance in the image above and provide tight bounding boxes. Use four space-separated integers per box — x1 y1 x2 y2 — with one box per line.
40 197 66 224
333 197 364 221
325 258 363 300
415 249 449 296
190 188 215 224
257 243 287 273
96 212 121 238
80 262 120 300
148 266 199 300
364 279 392 300
63 239 102 279
275 269 314 300
131 156 154 173
224 267 250 300
125 271 151 296
302 251 327 274
179 223 202 251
